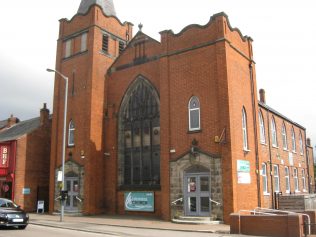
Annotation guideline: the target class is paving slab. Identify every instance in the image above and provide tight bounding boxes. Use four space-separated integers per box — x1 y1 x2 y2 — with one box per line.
29 213 230 234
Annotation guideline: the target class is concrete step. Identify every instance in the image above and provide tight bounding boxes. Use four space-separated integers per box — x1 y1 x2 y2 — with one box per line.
172 216 222 225
52 212 83 217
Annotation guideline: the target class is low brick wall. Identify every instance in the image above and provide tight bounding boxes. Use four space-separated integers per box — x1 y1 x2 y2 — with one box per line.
230 213 304 237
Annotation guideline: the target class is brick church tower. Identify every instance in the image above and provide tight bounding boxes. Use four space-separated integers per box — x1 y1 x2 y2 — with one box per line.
49 0 132 214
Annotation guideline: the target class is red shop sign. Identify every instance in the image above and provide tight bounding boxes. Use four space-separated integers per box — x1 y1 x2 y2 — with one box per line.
0 146 9 168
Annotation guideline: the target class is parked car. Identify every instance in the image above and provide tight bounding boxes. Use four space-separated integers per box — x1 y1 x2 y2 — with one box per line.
0 198 29 229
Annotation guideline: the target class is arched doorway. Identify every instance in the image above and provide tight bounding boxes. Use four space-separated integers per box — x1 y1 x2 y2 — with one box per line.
65 172 79 212
184 165 210 216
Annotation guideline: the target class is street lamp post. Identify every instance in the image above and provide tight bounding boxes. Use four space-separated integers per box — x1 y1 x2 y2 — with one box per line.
46 68 68 222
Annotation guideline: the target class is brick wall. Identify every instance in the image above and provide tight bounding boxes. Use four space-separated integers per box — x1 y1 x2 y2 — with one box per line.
230 213 304 237
258 102 313 208
14 118 51 212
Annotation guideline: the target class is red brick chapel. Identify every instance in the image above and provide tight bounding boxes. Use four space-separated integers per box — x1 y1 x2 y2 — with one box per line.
49 0 314 223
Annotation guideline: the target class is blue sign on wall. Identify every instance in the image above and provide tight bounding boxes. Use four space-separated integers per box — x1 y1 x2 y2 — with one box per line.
22 188 30 195
124 192 154 212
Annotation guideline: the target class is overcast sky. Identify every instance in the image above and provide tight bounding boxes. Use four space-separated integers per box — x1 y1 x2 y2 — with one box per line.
0 0 315 153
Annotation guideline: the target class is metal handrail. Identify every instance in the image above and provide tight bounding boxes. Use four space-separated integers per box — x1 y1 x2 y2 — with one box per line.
209 198 221 206
171 198 183 205
55 196 61 201
75 196 83 203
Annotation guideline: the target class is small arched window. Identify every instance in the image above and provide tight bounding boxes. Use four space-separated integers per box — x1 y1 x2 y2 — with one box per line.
291 127 296 152
258 111 265 144
299 132 304 155
242 108 248 150
281 123 288 150
68 120 75 146
188 96 200 131
271 117 277 147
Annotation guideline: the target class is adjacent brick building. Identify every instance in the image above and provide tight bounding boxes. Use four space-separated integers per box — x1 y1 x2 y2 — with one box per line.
49 0 314 223
0 104 51 212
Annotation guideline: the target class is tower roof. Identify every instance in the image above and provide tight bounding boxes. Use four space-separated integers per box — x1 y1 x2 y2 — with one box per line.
77 0 116 16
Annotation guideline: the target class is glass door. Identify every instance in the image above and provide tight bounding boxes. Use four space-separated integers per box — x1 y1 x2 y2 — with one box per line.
65 177 79 212
184 174 210 216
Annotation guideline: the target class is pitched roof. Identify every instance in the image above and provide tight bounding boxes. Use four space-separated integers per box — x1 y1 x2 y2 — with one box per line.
77 0 116 16
0 117 41 142
259 101 305 130
0 120 7 129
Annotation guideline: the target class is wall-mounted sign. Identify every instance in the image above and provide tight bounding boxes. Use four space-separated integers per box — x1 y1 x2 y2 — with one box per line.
237 160 251 184
22 188 30 195
124 192 154 212
0 146 9 168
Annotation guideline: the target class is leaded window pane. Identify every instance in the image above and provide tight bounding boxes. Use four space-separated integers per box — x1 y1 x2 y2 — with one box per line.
120 79 160 187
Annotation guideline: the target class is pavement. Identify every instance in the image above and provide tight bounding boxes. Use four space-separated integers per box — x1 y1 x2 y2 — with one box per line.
29 213 231 235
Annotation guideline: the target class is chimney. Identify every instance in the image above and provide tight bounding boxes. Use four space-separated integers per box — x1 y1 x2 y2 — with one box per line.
307 138 311 147
259 89 266 103
40 103 50 126
7 114 19 127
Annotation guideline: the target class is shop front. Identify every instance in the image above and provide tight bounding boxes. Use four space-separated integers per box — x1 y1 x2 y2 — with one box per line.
0 143 15 200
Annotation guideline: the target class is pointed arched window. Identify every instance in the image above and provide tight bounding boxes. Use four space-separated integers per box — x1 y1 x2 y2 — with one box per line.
242 108 248 150
119 77 160 187
259 111 265 144
281 122 288 150
68 120 75 146
188 96 200 131
299 132 304 155
271 117 278 147
291 127 296 152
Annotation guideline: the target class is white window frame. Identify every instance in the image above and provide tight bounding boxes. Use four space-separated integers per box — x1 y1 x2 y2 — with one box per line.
259 111 266 144
271 117 278 147
294 168 299 192
81 32 87 52
273 165 280 192
188 96 200 131
65 39 72 58
285 166 290 193
281 123 288 150
242 108 249 151
302 169 306 192
299 132 304 155
262 163 268 194
291 128 296 152
68 120 75 146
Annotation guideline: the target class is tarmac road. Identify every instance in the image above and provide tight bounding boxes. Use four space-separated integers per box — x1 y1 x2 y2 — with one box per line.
0 225 116 237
